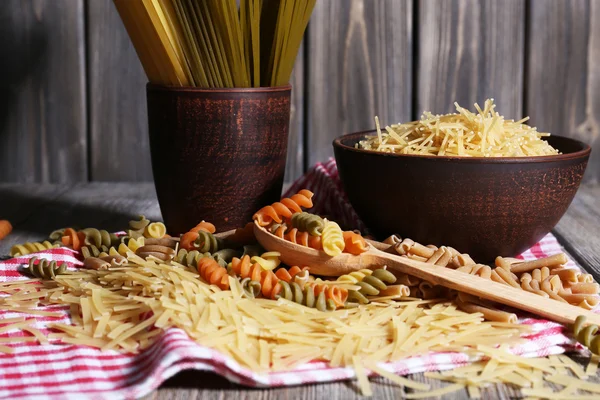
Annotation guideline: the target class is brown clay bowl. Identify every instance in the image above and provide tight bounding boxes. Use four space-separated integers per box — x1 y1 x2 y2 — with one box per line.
333 131 591 262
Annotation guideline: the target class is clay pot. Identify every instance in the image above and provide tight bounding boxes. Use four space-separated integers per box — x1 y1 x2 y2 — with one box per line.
334 131 591 262
147 84 291 234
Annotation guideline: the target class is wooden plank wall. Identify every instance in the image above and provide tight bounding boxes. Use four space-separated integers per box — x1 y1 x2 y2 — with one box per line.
0 0 597 184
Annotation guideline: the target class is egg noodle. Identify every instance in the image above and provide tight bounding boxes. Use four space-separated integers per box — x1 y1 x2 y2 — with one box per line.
358 99 560 157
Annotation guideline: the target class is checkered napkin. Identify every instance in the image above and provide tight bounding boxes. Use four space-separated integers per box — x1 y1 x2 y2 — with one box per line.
0 158 582 399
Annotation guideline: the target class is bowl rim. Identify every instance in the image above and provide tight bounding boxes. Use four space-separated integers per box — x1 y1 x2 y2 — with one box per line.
333 130 591 163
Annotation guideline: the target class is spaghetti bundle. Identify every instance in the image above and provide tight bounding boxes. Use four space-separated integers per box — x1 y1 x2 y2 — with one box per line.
113 0 315 88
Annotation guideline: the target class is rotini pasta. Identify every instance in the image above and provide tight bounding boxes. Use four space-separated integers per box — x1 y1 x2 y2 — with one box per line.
81 245 110 259
48 228 67 241
356 269 397 296
229 255 281 299
291 212 325 236
251 251 281 271
321 220 345 257
572 315 600 355
342 231 368 255
190 220 216 234
172 249 214 269
337 269 373 284
253 189 314 226
270 223 287 238
240 277 261 298
24 257 66 279
212 248 242 266
80 228 120 248
180 230 223 252
144 222 167 239
0 220 12 240
61 228 85 251
284 227 322 250
274 266 309 283
197 257 229 290
277 281 337 311
10 241 61 257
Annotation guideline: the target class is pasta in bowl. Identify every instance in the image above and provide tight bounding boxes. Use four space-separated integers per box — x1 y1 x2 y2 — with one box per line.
333 128 590 262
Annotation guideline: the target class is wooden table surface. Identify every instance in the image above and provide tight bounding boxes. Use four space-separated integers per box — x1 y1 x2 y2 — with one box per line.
1 182 599 400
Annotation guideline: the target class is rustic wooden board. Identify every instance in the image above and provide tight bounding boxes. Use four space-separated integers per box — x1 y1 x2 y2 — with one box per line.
417 0 525 117
0 0 87 183
86 0 152 181
526 0 600 183
306 0 413 166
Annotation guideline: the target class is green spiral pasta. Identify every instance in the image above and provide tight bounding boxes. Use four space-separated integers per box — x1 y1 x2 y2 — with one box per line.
276 281 336 312
356 269 397 296
322 221 345 256
24 257 67 280
572 315 600 355
81 245 110 259
10 241 61 257
240 277 261 298
291 212 325 236
347 290 370 305
192 231 224 253
172 249 213 268
48 228 67 241
80 228 120 248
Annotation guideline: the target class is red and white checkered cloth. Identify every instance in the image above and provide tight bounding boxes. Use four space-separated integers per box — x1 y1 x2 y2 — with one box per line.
0 158 583 399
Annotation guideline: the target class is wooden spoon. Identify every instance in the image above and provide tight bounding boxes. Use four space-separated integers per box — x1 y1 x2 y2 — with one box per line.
253 221 600 326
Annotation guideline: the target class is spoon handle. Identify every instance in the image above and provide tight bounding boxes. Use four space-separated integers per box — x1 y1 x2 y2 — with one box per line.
373 250 600 326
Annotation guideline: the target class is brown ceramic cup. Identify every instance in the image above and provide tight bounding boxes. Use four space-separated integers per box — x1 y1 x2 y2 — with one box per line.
147 84 291 234
334 132 591 262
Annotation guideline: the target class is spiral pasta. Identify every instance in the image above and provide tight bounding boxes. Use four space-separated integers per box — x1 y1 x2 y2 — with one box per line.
80 228 120 248
107 237 145 257
291 212 325 236
322 221 345 256
253 189 314 226
572 315 600 355
337 269 373 284
144 222 167 239
61 228 85 251
190 220 216 234
275 266 309 283
180 230 223 252
213 248 242 266
251 251 281 271
81 245 110 259
356 269 397 296
197 257 230 290
172 249 214 268
270 223 287 238
277 281 336 311
48 228 67 241
24 257 67 280
0 220 12 240
10 241 61 257
240 277 261 298
342 231 368 255
229 255 281 299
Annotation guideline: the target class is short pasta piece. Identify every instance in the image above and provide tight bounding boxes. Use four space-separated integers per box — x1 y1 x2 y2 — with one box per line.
0 220 13 241
24 257 67 280
291 212 325 236
342 231 368 255
10 241 61 257
144 222 167 239
321 221 345 257
253 189 314 226
197 257 229 290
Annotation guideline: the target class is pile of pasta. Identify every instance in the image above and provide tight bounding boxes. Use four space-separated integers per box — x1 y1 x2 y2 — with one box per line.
358 99 560 157
2 188 600 398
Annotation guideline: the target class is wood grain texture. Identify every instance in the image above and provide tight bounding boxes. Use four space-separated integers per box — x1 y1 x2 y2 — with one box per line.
87 0 152 181
526 0 600 183
285 44 305 183
0 0 87 183
554 183 600 282
417 0 524 117
307 0 413 166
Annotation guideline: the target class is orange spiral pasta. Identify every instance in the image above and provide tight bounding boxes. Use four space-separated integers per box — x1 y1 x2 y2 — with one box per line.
342 231 368 255
190 221 216 234
275 266 309 282
310 283 348 308
253 189 314 226
180 231 199 251
230 255 281 298
61 228 86 251
0 220 12 241
197 257 229 290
